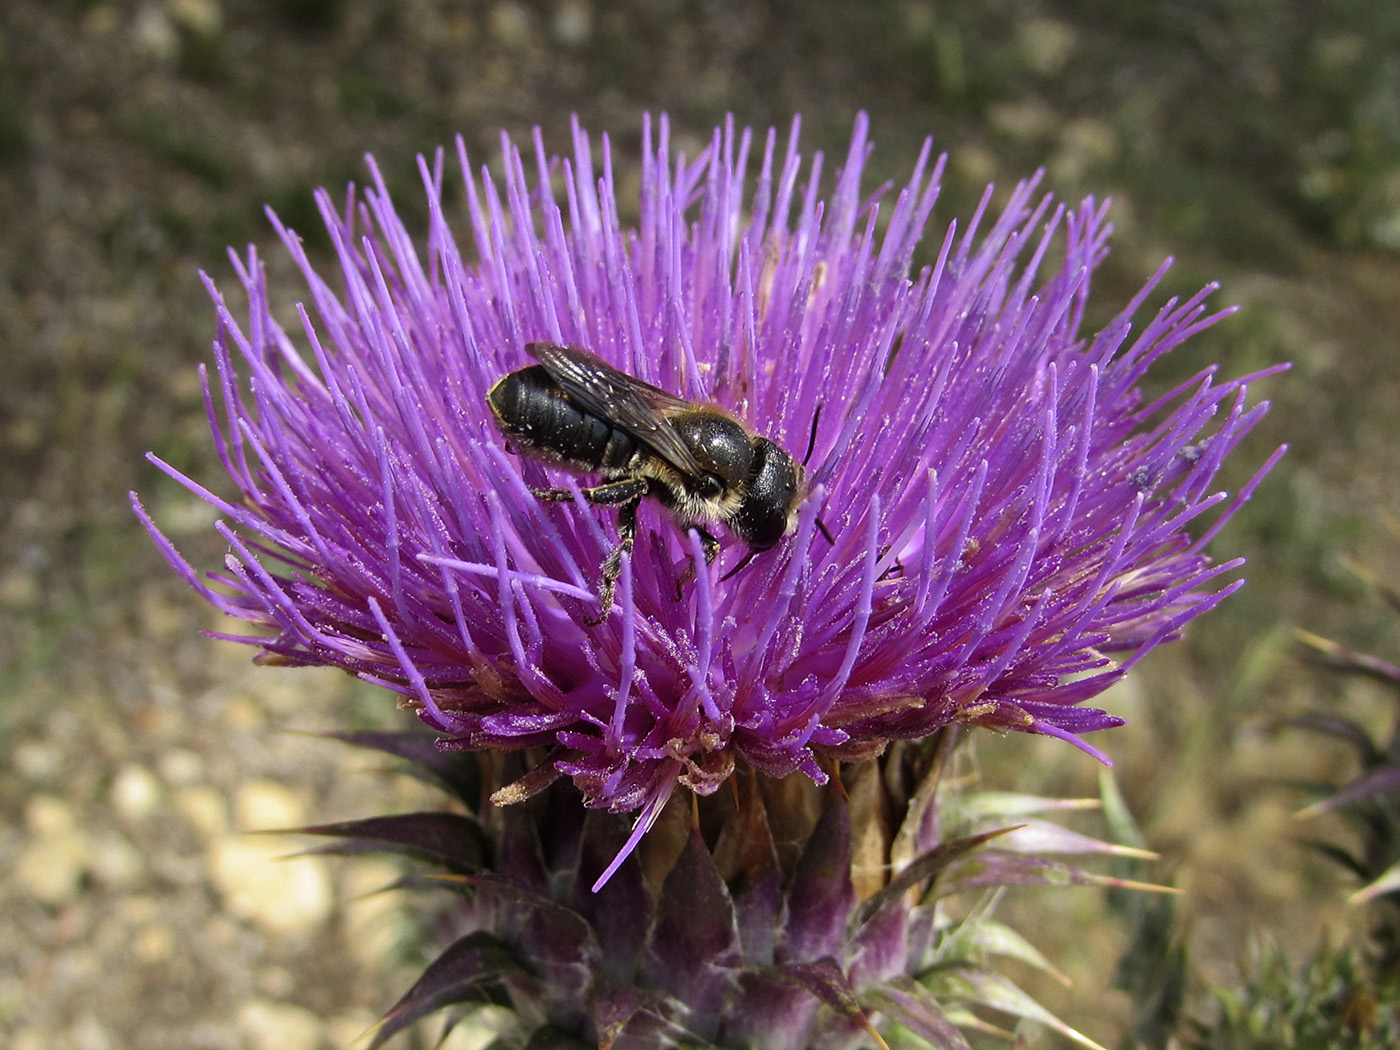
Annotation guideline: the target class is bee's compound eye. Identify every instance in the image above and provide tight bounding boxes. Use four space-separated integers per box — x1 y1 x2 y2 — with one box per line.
699 472 725 500
731 439 801 548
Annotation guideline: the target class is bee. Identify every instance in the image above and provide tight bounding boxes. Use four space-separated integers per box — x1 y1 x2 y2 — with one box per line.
488 341 806 621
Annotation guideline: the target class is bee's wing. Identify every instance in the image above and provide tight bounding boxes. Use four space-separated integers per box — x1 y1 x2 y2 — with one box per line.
527 341 705 476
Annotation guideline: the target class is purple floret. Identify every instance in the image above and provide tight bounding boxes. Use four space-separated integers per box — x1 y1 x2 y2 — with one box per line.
135 113 1284 886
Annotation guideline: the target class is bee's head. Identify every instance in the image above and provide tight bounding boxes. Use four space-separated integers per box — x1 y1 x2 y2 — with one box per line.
730 438 803 550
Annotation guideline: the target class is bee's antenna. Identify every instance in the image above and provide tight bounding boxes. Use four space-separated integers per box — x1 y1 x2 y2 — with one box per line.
801 408 835 545
803 405 822 466
719 548 761 583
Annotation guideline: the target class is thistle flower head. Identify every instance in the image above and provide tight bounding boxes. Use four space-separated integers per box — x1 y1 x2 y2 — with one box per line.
136 114 1282 884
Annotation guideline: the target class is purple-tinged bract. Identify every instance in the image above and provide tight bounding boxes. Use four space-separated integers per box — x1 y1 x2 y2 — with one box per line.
137 115 1282 880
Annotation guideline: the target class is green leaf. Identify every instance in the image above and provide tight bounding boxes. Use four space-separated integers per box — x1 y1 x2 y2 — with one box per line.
370 931 518 1049
1097 768 1148 852
864 976 973 1049
294 811 487 870
947 917 1069 984
991 818 1155 859
922 964 1110 1050
1350 858 1400 903
954 791 1100 822
854 826 1020 931
324 729 483 803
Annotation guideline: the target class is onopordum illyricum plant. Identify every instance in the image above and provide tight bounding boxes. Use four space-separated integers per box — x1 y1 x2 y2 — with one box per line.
136 114 1284 1048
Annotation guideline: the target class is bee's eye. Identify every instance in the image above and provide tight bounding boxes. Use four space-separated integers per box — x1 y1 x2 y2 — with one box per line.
699 473 725 500
731 438 801 548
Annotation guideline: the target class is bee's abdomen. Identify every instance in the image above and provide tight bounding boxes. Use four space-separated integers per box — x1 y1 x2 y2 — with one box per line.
489 365 636 472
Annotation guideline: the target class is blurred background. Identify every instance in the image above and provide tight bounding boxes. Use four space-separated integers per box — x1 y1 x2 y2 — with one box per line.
3 1 1399 1047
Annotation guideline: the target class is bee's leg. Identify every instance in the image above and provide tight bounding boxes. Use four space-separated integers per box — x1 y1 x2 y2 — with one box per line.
530 478 648 506
527 479 647 623
673 526 720 601
582 479 650 506
876 544 905 580
588 496 640 625
698 527 721 565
